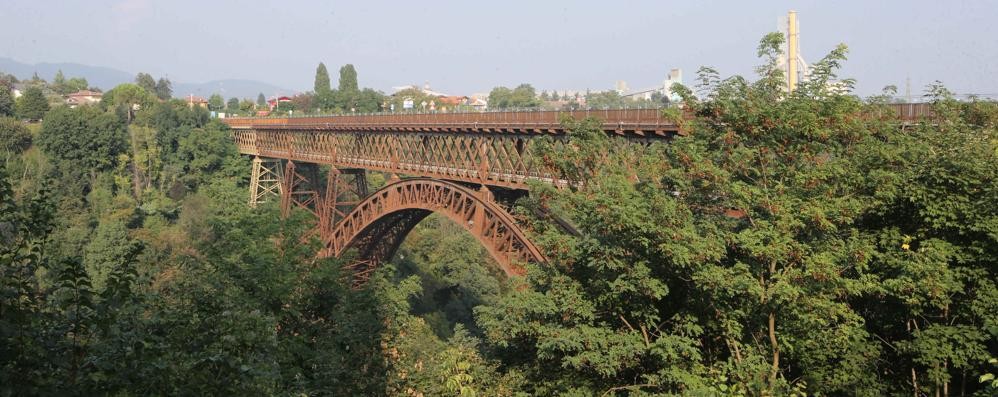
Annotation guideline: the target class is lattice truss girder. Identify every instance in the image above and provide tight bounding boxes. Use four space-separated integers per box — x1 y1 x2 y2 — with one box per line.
233 130 599 189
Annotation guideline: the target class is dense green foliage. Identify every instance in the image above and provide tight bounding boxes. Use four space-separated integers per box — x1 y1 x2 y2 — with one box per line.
0 89 391 394
0 160 391 394
0 34 994 396
0 117 32 155
38 106 127 173
102 83 156 123
583 90 666 109
208 94 224 112
489 83 541 109
16 86 50 121
135 72 157 93
135 73 173 100
226 97 240 112
469 36 996 396
0 84 14 117
50 70 89 95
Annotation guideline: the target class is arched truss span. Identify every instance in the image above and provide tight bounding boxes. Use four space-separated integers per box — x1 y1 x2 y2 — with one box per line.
326 178 545 280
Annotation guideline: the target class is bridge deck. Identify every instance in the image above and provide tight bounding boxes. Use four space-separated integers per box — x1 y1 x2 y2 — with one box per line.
224 108 681 137
224 104 934 189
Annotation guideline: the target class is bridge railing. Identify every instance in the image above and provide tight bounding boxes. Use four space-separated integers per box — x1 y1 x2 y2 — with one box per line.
224 108 672 129
224 103 935 130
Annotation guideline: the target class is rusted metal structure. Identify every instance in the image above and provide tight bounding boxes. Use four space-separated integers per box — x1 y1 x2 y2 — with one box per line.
229 109 679 286
230 109 679 189
225 108 679 135
227 109 680 286
888 102 934 120
327 178 544 287
226 105 931 286
248 157 283 207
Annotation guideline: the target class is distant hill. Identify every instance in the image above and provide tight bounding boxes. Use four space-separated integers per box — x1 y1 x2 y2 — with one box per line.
0 57 295 99
0 57 132 90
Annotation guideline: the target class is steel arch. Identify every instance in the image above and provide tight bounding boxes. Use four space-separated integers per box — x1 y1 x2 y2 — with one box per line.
326 178 544 280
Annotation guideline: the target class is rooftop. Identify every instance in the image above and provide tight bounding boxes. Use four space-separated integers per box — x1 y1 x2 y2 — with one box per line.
66 90 102 97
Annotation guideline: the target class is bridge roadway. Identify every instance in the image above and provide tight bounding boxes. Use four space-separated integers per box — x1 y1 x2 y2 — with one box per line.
225 109 679 189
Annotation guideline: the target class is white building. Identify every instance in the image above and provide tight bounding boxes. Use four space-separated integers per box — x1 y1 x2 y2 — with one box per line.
621 68 683 102
614 80 629 95
11 83 25 98
391 82 450 97
662 68 683 102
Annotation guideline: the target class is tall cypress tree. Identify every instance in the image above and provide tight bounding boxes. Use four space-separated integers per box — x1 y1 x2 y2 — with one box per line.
314 63 331 94
338 64 358 92
155 78 173 100
335 64 359 111
53 70 68 94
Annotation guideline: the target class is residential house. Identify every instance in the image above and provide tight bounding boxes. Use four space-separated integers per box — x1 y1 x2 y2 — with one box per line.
267 96 292 110
468 95 488 111
437 95 469 107
65 90 102 108
392 83 487 112
186 95 209 109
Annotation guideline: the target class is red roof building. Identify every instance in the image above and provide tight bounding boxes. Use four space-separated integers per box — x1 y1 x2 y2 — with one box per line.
186 95 209 109
437 96 469 106
65 90 102 107
267 96 292 110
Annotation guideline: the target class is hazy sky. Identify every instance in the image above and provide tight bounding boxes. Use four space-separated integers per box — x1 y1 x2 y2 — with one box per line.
2 0 996 97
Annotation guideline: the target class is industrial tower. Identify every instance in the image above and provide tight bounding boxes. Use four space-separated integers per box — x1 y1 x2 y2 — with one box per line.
778 10 810 92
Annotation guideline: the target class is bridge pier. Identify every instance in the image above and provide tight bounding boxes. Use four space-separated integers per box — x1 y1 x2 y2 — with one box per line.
249 156 369 224
249 156 284 207
280 161 322 218
317 168 368 258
